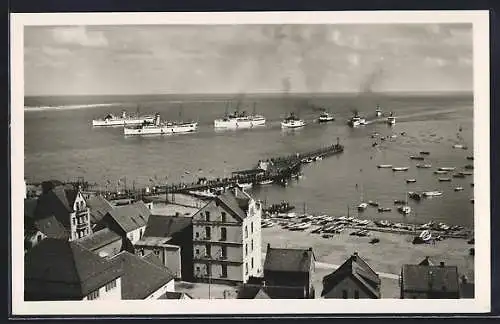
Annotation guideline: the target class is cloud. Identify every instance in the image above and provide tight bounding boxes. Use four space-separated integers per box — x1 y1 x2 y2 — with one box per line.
51 26 108 47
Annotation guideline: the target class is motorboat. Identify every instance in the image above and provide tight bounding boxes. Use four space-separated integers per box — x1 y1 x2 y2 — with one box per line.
387 113 396 126
392 167 409 171
375 105 382 117
281 113 306 129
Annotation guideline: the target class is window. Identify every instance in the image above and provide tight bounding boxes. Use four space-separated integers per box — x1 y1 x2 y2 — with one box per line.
195 232 200 239
354 290 359 299
251 257 254 269
154 249 160 255
196 266 200 273
221 265 228 278
37 235 42 243
129 232 134 242
245 225 248 238
220 228 227 241
342 290 348 299
105 279 117 292
221 212 227 222
221 246 227 259
251 222 254 234
205 211 210 222
251 239 253 252
245 244 248 256
195 248 200 256
140 229 143 239
205 227 211 240
87 289 100 300
206 244 211 257
245 263 248 275
72 218 76 226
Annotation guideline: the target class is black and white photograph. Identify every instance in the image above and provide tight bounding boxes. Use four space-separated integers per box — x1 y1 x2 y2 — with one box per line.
11 11 490 315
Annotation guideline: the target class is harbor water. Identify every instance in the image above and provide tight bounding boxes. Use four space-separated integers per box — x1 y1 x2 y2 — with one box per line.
24 93 474 227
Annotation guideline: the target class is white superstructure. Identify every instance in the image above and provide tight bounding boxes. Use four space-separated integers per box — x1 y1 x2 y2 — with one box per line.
348 114 367 127
124 114 198 136
92 111 155 127
281 113 306 129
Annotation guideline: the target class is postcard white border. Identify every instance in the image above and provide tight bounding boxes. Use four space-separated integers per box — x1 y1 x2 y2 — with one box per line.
11 10 490 315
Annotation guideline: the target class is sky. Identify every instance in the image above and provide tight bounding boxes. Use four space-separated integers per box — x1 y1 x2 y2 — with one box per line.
24 23 473 96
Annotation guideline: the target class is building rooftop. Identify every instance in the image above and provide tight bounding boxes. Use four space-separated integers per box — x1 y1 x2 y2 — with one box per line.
86 195 114 224
77 228 121 252
321 252 381 298
106 201 151 233
24 198 38 219
215 188 252 221
24 238 123 300
143 214 192 238
237 283 306 299
264 244 315 273
401 263 460 294
33 215 70 240
158 291 193 299
110 251 175 300
135 236 180 248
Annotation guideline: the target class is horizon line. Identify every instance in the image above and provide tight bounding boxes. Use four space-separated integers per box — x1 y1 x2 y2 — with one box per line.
25 90 474 98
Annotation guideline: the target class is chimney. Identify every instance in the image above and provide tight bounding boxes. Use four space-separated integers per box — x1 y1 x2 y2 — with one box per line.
440 262 445 267
353 251 358 260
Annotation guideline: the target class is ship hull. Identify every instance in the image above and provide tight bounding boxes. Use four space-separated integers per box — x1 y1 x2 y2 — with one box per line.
214 117 266 129
124 123 198 136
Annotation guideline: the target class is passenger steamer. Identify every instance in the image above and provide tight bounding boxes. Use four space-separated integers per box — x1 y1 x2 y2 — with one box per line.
124 113 198 136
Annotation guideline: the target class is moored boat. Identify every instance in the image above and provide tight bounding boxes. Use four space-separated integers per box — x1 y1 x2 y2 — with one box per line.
124 113 198 136
438 177 452 182
377 164 393 169
423 191 443 197
410 156 425 160
357 202 368 211
258 179 274 185
348 112 367 127
438 167 456 171
454 186 464 191
434 170 449 174
452 173 466 178
368 201 379 207
281 112 306 129
408 191 422 201
387 113 396 126
392 167 409 171
419 151 431 155
377 207 392 213
466 156 474 160
453 144 467 149
318 111 335 123
398 205 412 215
214 103 266 129
93 111 155 127
416 164 432 169
406 179 417 183
375 104 382 117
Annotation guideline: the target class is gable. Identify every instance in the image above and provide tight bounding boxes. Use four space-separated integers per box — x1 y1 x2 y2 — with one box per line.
322 275 379 298
192 200 241 223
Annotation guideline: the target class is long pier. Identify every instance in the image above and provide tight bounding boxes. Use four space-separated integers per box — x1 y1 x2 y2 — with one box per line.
28 141 344 200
